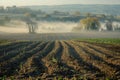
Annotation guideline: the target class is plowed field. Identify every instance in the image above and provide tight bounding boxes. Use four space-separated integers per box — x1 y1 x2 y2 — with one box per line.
0 40 120 80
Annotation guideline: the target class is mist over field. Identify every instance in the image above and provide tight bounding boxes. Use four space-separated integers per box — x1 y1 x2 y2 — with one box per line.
0 20 120 41
0 19 120 41
0 21 77 33
0 20 120 33
38 21 77 33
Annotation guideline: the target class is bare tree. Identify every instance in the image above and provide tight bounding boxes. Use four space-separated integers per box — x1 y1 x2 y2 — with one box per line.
24 13 38 33
26 19 38 33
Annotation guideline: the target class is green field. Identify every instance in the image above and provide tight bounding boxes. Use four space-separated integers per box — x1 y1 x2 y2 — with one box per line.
76 38 120 45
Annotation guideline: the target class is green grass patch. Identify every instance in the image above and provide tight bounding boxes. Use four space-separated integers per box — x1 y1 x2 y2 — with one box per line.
75 38 120 45
0 40 11 45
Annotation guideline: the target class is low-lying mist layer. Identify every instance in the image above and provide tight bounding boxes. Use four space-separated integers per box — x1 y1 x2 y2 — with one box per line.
0 21 77 33
0 20 120 33
38 21 77 33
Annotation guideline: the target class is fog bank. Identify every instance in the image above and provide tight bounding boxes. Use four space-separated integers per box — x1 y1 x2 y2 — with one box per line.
0 21 77 33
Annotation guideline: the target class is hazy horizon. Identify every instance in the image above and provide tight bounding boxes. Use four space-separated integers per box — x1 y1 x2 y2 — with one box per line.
0 0 120 7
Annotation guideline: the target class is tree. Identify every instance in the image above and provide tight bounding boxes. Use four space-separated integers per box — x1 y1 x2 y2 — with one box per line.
24 13 38 33
0 19 5 25
0 16 11 25
86 13 91 17
26 20 38 33
73 17 100 31
101 14 106 18
24 13 37 18
53 10 60 15
105 21 113 31
44 14 51 18
4 16 11 22
73 11 80 17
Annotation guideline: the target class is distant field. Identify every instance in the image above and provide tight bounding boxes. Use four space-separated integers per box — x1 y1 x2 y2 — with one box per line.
76 38 120 45
76 38 120 53
0 32 120 41
0 40 120 79
0 40 9 44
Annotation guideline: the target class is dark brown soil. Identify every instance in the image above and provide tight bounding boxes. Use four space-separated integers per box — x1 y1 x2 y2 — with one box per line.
0 40 120 80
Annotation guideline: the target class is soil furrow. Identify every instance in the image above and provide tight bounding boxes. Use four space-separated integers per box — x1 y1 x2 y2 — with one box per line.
42 41 60 75
70 41 117 78
0 42 31 57
64 41 100 73
0 42 41 77
0 41 22 49
74 41 119 78
57 41 82 78
83 42 119 58
26 41 55 78
80 42 120 66
54 41 63 60
0 42 39 66
64 41 105 78
17 42 49 78
0 42 31 63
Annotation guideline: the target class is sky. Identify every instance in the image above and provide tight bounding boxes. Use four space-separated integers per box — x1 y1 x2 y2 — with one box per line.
0 0 120 7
